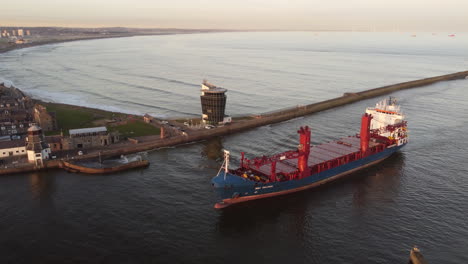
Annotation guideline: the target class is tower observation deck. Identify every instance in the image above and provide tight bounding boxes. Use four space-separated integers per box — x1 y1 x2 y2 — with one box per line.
200 80 227 125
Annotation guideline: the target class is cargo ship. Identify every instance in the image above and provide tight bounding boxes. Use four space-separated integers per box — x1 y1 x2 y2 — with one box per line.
211 97 408 209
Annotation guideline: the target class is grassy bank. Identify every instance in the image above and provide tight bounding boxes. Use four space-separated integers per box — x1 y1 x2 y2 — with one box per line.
38 101 159 137
40 101 123 134
109 121 160 138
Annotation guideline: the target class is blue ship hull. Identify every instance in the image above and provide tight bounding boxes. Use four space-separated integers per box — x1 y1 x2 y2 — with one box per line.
211 144 405 208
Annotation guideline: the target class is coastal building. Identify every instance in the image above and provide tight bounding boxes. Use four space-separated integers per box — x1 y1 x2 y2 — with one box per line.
0 122 31 137
0 139 27 159
65 127 119 149
200 80 229 125
0 107 33 137
25 125 51 166
17 29 23 37
0 84 32 109
34 104 57 132
26 30 31 36
0 84 35 137
1 109 31 120
0 100 20 109
46 135 64 152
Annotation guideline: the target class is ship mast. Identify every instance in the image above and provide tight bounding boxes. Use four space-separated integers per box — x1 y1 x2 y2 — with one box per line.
216 150 230 180
224 150 230 174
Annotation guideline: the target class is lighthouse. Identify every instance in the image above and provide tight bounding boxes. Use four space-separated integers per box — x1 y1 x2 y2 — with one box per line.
26 125 51 166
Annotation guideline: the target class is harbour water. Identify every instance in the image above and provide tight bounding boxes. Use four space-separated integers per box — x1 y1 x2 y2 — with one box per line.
1 32 468 263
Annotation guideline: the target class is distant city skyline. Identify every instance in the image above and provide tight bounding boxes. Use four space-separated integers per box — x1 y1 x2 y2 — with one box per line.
1 0 467 31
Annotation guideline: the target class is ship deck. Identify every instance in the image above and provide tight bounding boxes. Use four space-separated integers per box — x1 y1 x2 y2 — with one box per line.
254 136 380 176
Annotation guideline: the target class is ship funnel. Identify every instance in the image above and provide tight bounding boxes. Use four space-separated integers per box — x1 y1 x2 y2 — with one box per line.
360 113 373 153
297 126 311 178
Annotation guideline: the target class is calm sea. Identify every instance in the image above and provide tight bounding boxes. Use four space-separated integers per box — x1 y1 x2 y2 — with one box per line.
1 32 468 263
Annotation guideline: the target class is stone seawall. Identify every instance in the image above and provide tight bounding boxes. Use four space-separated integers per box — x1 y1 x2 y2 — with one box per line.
67 70 468 162
0 160 61 175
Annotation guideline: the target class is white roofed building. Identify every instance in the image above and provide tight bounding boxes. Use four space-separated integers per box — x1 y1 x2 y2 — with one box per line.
69 126 108 136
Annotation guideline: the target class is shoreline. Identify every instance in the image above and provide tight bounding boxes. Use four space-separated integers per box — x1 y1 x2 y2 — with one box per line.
0 30 230 55
0 34 153 54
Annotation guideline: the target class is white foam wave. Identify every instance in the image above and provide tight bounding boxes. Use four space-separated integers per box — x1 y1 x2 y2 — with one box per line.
23 87 142 115
0 78 14 87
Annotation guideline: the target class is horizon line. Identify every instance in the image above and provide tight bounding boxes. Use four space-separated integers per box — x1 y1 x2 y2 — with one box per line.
0 25 464 33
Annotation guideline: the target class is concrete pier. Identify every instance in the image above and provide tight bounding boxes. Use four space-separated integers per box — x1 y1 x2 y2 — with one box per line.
63 70 468 160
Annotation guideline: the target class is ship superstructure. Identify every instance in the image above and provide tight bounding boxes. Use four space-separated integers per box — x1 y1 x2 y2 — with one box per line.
211 97 408 209
365 96 407 146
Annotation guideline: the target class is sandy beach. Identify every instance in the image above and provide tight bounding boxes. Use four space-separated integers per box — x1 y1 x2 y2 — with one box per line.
0 27 228 54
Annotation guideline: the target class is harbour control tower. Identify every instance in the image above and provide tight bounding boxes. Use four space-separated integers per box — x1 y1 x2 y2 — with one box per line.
200 80 228 125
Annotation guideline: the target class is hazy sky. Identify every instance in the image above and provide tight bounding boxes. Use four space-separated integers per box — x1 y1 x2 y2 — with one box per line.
1 0 467 31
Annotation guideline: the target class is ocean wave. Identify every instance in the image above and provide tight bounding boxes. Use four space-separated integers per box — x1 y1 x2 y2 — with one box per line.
129 73 199 88
50 63 197 99
23 88 140 114
215 60 317 78
2 72 197 117
23 67 78 87
0 77 14 87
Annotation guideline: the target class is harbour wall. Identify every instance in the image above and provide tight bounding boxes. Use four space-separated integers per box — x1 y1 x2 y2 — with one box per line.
0 160 61 175
69 70 468 160
185 70 468 137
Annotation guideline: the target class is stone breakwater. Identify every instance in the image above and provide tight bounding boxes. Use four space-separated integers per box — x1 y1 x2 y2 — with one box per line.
57 70 468 158
2 70 468 175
